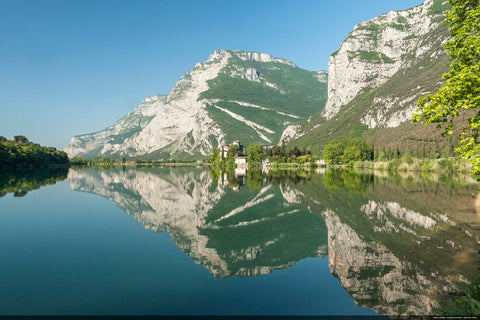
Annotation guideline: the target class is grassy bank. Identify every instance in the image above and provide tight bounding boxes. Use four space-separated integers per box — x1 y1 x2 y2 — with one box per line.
268 162 317 170
353 157 471 174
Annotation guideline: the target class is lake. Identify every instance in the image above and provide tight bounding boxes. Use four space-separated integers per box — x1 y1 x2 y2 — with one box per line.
0 166 479 316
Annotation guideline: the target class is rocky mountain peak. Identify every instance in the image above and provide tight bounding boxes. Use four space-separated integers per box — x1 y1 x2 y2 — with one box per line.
322 0 447 120
65 48 326 160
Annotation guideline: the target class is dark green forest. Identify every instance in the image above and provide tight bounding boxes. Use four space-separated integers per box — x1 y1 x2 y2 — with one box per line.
0 136 69 169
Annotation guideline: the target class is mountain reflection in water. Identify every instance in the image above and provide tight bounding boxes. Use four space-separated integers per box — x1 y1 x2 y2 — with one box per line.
68 167 480 316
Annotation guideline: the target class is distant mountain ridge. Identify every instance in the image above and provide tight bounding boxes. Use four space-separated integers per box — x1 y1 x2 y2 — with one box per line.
65 50 327 160
285 0 455 154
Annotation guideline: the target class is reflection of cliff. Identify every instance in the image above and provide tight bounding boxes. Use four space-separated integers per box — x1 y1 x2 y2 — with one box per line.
288 172 480 316
68 167 327 278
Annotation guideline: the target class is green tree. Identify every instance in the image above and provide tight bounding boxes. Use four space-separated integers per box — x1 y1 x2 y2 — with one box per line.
401 150 414 165
246 143 265 165
209 147 220 164
342 145 362 165
341 138 373 161
14 135 29 144
323 140 343 164
228 144 239 158
413 0 480 173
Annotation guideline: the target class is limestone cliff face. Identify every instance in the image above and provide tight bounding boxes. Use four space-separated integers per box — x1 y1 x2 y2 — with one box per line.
282 0 451 149
65 49 327 160
64 94 167 158
322 0 445 120
65 51 230 159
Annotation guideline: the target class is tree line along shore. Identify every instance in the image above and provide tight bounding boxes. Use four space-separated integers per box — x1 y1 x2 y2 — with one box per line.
0 135 472 175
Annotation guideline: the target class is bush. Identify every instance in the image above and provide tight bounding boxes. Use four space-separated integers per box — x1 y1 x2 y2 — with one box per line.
387 158 402 171
420 160 434 172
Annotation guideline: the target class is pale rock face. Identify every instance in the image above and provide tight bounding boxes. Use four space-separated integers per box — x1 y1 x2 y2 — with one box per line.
234 50 297 68
64 48 305 159
122 50 231 157
316 71 328 83
360 95 419 128
230 66 261 82
64 94 167 158
322 0 442 121
65 50 233 159
279 124 302 144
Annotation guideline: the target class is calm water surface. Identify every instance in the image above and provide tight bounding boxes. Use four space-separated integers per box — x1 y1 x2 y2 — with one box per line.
0 167 479 316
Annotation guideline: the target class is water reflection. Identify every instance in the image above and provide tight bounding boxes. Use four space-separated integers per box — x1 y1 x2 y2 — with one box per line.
68 167 327 278
288 170 480 315
67 167 480 316
0 167 68 197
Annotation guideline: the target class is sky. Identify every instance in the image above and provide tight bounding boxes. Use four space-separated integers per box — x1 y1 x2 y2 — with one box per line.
0 0 425 149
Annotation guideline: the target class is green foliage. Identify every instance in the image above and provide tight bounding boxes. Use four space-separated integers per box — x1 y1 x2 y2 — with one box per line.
413 0 480 173
387 158 403 171
438 157 461 172
228 144 239 158
246 143 265 165
429 0 451 15
246 168 263 189
356 22 381 32
0 136 69 169
342 146 362 165
200 53 327 145
323 140 343 164
397 16 408 24
14 135 29 144
70 157 90 165
401 151 414 165
441 269 480 315
0 167 68 198
358 50 395 64
323 138 374 164
209 147 220 164
420 160 434 172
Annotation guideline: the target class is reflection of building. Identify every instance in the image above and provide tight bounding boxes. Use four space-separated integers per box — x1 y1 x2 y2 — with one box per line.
221 172 246 191
235 167 247 176
235 156 247 167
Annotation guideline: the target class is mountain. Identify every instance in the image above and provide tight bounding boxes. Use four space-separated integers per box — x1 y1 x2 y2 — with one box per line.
284 0 457 155
65 50 327 160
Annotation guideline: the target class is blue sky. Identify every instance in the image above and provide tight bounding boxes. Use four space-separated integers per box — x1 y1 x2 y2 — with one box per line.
0 0 424 149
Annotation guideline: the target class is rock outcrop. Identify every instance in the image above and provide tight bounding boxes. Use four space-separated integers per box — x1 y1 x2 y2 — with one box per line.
322 0 446 120
284 0 452 153
65 50 327 160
